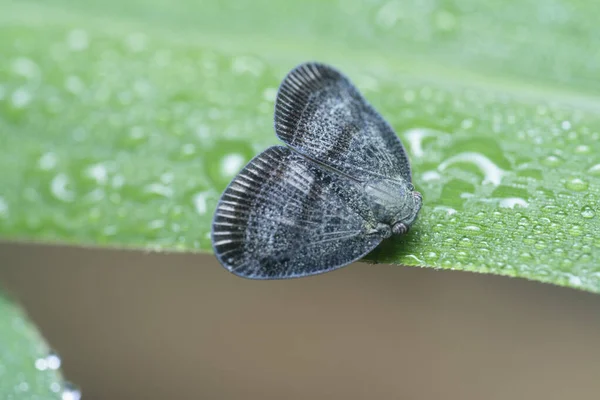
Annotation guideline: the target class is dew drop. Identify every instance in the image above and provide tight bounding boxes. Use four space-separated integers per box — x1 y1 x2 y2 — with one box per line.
85 163 108 185
11 87 32 108
517 217 529 226
458 237 472 247
438 152 506 186
588 164 600 176
520 252 533 260
231 56 264 76
262 87 277 102
567 274 582 287
581 205 596 219
50 174 75 202
38 152 58 170
569 224 583 236
0 196 8 218
221 153 246 177
542 155 563 167
65 75 84 94
112 174 125 189
375 1 401 28
17 381 29 392
12 57 40 79
103 225 118 236
422 170 441 181
148 219 165 230
404 128 444 158
125 32 147 52
574 144 590 154
61 383 81 400
434 10 457 31
145 183 173 198
499 197 529 209
193 191 211 215
565 178 588 192
35 353 61 371
67 29 89 51
561 120 572 130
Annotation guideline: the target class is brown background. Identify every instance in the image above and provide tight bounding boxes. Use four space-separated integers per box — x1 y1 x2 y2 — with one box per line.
1 242 599 400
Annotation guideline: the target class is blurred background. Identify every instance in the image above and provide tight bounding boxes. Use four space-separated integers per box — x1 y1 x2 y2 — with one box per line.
2 0 600 398
2 242 600 399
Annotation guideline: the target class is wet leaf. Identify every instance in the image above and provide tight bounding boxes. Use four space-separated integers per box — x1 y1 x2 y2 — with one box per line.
1 0 599 291
0 293 66 399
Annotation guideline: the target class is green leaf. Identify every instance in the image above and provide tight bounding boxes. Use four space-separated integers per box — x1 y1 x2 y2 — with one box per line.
1 0 599 291
0 292 66 399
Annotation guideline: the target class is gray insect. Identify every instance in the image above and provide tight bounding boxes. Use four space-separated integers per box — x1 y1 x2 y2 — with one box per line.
211 62 422 279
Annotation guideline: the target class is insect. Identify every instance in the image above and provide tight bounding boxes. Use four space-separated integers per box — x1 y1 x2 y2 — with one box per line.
211 62 422 279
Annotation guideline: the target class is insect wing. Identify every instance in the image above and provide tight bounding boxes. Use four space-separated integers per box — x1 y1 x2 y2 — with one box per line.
211 146 385 279
274 62 413 182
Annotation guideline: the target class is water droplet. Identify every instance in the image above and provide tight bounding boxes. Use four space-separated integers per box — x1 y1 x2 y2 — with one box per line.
35 353 61 371
434 10 457 31
85 163 108 185
144 183 173 198
148 219 165 230
160 172 174 185
462 225 481 232
534 240 547 250
438 152 506 186
581 205 596 219
262 87 277 102
231 56 264 76
574 145 590 154
67 29 89 51
569 224 583 236
458 237 472 247
65 75 84 94
403 128 444 158
498 197 528 209
375 1 401 28
422 170 441 181
434 206 457 215
221 153 246 177
193 191 212 215
517 217 529 226
460 118 473 129
11 87 32 108
103 225 118 236
50 174 75 202
567 274 582 287
542 155 563 167
12 57 40 79
0 196 8 218
520 252 533 260
38 152 58 170
565 178 588 192
561 120 572 130
588 164 600 176
112 174 125 189
61 383 81 400
125 32 147 52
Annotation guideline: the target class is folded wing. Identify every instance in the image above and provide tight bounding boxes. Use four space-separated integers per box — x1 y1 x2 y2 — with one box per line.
211 146 385 279
274 62 412 182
